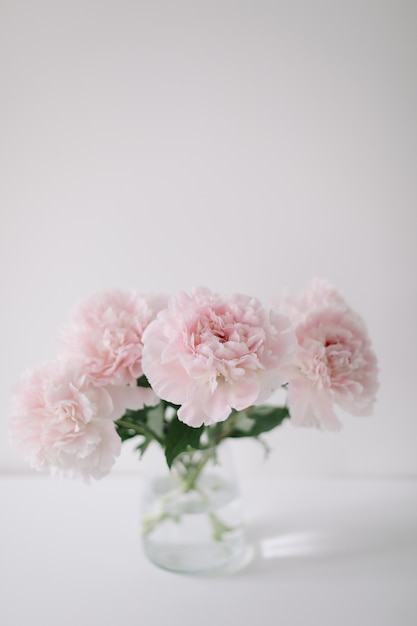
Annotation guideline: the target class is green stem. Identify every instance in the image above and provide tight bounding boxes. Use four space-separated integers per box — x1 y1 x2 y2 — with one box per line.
173 409 244 494
142 449 216 536
209 512 239 541
181 450 215 491
142 410 244 539
142 486 185 535
213 410 242 444
115 418 164 446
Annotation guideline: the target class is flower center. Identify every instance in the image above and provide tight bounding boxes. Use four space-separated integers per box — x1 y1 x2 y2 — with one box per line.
183 309 266 386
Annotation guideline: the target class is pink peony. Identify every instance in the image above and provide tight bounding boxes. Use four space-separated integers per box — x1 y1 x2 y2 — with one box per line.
278 280 379 431
61 289 167 386
276 278 346 328
142 288 296 427
9 360 122 481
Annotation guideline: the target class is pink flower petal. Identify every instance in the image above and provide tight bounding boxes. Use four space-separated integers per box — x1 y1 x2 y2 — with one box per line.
276 279 379 431
143 289 296 426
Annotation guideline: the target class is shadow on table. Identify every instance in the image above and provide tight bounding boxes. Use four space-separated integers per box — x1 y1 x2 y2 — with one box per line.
202 515 417 579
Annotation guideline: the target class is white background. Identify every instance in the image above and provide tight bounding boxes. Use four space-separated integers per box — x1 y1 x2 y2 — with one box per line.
1 0 416 479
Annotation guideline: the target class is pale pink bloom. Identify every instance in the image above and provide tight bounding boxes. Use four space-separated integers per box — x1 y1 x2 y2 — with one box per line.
142 288 296 427
9 361 122 481
276 278 346 328
278 280 379 431
61 290 167 386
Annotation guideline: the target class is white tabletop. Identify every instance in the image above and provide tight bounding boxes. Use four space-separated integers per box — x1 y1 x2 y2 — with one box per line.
1 474 416 626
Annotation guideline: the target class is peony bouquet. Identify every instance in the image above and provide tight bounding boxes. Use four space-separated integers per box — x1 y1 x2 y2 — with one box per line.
9 279 379 482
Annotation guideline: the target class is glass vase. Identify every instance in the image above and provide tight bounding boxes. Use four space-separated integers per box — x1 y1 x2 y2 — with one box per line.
140 441 246 574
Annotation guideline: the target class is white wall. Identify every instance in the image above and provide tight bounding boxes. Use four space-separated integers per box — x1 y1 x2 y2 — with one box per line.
1 0 416 478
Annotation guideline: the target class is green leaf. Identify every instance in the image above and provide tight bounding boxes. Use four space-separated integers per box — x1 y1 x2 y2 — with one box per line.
228 405 290 438
115 403 165 446
115 422 140 442
165 416 204 468
146 404 165 440
121 405 150 424
135 438 152 458
115 408 147 441
232 411 255 433
136 374 152 388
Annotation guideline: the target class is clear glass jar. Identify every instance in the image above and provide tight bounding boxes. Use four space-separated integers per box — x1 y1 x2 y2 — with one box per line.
140 441 246 574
